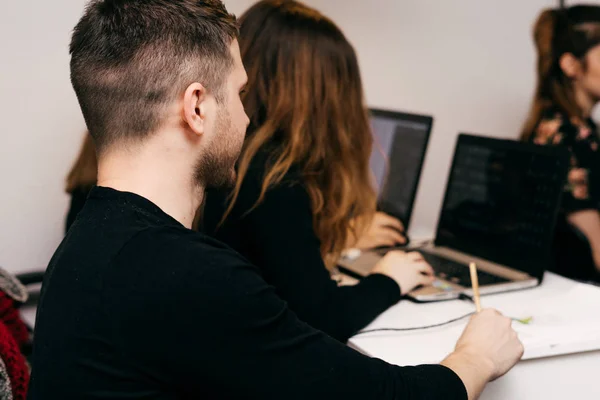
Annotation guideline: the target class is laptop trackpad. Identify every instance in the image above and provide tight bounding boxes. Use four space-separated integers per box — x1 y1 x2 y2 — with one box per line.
338 251 383 277
409 279 463 298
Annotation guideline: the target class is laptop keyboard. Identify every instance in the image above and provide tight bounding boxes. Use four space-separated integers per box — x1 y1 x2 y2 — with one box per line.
420 253 510 286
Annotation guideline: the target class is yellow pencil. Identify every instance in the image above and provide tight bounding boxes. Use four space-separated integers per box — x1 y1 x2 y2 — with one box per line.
469 262 482 313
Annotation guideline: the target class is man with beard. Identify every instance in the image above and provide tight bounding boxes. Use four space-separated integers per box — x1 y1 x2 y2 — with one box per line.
29 1 523 399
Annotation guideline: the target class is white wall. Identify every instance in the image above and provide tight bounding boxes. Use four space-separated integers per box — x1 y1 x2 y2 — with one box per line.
0 1 88 273
0 0 592 273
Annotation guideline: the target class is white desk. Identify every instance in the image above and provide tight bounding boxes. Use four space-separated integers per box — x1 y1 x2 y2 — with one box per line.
349 273 600 399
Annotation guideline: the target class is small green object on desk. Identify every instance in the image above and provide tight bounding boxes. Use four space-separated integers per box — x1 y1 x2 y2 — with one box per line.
513 316 533 325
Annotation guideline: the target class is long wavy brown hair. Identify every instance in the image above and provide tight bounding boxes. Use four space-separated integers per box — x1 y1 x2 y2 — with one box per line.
66 133 97 193
522 5 600 140
223 0 376 265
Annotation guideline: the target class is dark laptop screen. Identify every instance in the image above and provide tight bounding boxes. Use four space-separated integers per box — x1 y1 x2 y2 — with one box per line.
369 109 433 226
435 134 570 279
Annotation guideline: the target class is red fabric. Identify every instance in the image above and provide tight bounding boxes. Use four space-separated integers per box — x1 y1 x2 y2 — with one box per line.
0 293 30 348
0 291 31 399
0 322 28 400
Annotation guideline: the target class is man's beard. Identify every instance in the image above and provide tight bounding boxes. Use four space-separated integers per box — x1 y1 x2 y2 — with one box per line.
193 108 243 189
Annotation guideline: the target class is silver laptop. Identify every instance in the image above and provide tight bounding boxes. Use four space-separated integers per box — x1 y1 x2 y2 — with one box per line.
369 108 433 229
340 134 570 301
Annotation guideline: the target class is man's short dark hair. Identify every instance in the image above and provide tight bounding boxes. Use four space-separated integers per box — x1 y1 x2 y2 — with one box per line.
70 0 238 152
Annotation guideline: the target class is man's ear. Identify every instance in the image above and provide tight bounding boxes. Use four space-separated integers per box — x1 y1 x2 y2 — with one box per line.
182 82 208 136
560 53 583 79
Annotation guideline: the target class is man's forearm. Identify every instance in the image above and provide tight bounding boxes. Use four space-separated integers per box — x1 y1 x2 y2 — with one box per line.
441 351 494 400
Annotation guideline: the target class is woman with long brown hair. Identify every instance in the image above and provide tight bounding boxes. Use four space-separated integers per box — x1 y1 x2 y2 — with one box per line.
522 4 600 282
65 133 97 231
203 0 434 342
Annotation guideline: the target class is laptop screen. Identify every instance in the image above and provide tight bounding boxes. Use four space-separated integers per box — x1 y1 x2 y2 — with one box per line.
435 134 570 279
369 109 433 226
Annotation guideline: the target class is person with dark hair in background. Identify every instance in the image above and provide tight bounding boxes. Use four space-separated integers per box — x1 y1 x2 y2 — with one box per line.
29 0 523 399
203 0 432 344
64 133 97 231
522 5 600 282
